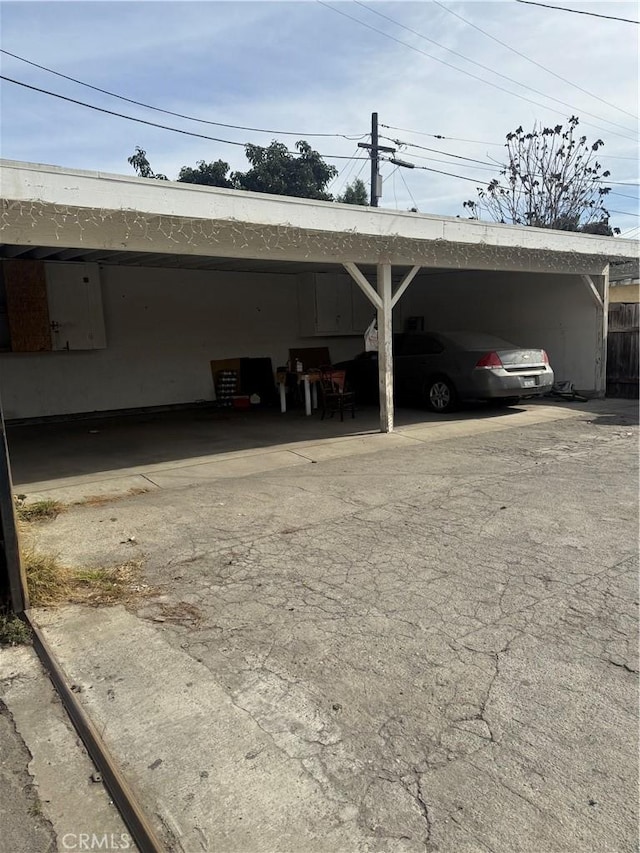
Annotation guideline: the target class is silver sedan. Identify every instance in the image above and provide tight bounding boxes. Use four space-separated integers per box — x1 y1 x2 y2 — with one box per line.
338 331 555 413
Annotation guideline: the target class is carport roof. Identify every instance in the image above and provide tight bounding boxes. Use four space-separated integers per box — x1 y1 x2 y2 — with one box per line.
1 159 638 275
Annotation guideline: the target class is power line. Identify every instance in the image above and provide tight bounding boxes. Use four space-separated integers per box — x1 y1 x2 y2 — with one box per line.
382 124 504 147
608 191 639 201
386 143 640 192
382 123 639 162
353 157 369 181
333 150 368 195
0 48 367 140
383 155 490 185
4 66 633 210
389 150 499 172
328 146 361 190
387 150 637 188
398 168 419 210
432 0 637 121
347 156 370 195
335 154 370 197
515 0 640 25
0 75 358 160
599 180 640 187
382 165 400 184
587 154 639 162
390 151 639 192
380 135 495 166
348 0 637 138
382 153 640 208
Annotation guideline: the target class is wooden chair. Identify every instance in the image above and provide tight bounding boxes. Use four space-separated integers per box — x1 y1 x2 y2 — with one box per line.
318 369 356 421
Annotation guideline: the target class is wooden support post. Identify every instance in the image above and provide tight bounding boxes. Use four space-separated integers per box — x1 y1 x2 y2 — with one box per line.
595 268 609 396
377 263 394 433
580 274 604 309
581 272 608 396
343 262 382 310
392 265 421 309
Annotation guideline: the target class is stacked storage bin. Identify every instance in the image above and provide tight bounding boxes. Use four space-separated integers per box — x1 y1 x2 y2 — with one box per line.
215 369 238 408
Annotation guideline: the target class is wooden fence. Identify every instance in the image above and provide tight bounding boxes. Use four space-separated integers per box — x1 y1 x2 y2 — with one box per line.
607 302 639 398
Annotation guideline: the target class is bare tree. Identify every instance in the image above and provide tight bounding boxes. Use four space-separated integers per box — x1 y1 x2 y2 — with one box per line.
463 117 618 234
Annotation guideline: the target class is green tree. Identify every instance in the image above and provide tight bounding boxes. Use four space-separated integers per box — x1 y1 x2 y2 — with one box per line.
127 147 167 180
463 117 619 235
127 140 338 200
336 178 369 205
234 140 337 200
177 160 234 188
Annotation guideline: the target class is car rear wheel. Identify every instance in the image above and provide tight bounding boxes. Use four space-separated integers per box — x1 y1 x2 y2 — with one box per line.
425 377 457 413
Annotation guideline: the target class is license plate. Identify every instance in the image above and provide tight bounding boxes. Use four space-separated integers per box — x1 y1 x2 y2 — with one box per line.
523 378 536 388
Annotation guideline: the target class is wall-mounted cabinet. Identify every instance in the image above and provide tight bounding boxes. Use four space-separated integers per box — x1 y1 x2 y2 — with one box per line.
46 263 106 350
297 272 375 337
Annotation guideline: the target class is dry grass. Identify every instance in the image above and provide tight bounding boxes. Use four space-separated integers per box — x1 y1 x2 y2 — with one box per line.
15 497 65 523
75 487 150 508
16 497 154 608
22 543 152 608
22 545 71 606
69 561 150 606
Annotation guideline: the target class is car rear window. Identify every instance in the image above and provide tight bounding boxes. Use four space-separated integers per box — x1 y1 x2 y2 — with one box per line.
440 331 518 350
396 334 444 355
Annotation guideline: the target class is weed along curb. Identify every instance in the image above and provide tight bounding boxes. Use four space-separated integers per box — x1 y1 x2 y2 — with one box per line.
14 497 66 523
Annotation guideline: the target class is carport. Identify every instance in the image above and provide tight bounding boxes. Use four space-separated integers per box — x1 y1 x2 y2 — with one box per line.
1 159 637 435
1 159 639 853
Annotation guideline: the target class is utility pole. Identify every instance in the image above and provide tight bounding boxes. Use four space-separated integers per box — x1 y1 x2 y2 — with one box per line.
358 112 395 207
0 394 27 613
370 111 380 207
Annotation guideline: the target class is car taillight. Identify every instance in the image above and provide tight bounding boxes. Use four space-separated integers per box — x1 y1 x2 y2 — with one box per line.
475 351 503 368
542 350 549 364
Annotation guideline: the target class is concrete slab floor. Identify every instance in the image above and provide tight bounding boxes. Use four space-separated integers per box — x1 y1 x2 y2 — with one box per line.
9 399 598 504
24 398 639 852
6 404 390 484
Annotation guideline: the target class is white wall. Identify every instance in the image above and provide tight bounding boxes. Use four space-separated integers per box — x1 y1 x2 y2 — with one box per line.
0 265 602 419
0 264 366 419
395 271 601 391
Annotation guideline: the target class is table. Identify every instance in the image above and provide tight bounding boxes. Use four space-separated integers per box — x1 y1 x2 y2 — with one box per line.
276 371 319 416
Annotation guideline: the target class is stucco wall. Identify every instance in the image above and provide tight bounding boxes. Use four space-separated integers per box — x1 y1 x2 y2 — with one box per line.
609 282 640 304
0 265 365 419
394 271 600 391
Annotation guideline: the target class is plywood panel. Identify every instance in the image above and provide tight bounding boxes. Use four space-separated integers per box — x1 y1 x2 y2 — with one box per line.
3 260 52 352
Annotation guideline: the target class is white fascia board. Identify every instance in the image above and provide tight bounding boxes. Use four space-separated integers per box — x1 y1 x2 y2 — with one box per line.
1 159 638 266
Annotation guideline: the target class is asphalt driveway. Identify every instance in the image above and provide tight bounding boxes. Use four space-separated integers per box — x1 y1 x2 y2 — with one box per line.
29 400 638 852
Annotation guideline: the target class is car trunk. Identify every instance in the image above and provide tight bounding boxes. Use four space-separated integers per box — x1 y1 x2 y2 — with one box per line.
495 348 547 372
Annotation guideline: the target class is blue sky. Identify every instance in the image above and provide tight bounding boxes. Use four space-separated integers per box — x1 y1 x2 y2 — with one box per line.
1 1 638 234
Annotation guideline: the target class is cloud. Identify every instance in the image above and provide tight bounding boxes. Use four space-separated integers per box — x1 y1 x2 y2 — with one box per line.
1 1 637 230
